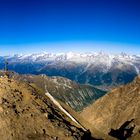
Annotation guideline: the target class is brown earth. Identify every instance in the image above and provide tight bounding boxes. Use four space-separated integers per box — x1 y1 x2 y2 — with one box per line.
81 76 140 139
0 76 92 140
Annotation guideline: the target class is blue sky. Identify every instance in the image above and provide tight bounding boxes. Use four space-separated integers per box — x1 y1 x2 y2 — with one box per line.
0 0 140 55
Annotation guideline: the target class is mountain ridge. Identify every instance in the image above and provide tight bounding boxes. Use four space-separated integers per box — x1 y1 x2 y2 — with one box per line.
81 76 140 139
0 76 95 140
1 52 139 90
0 71 106 111
0 52 140 91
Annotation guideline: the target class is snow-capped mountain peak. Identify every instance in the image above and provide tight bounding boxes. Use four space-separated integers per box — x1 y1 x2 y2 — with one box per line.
0 52 140 91
4 52 140 65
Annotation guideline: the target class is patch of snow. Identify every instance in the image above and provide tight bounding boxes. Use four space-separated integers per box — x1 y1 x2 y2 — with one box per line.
45 91 86 131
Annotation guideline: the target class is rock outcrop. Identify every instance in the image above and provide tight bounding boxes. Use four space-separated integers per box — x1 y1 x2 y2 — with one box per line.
0 76 93 140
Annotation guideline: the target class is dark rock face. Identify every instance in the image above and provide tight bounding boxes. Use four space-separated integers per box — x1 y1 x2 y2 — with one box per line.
109 119 135 140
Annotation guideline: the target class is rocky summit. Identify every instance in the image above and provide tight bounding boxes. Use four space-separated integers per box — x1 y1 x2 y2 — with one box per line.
0 76 94 140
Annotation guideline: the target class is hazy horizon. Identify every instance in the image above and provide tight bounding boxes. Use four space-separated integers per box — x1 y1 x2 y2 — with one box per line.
1 41 140 56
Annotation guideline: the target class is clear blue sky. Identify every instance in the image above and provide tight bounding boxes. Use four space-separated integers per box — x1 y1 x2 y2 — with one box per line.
0 0 140 55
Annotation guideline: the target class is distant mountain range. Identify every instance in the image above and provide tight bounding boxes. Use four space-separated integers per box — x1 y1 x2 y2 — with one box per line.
1 52 140 90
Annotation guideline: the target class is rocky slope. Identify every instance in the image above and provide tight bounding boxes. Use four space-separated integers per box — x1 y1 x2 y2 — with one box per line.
5 72 106 111
0 76 94 140
81 76 140 139
1 52 140 90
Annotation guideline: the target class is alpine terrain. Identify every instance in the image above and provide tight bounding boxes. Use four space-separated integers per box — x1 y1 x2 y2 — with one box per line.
0 76 94 140
1 52 139 91
81 76 140 140
0 71 106 111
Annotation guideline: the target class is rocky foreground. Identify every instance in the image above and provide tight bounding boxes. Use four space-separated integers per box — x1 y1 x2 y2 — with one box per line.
0 76 94 140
